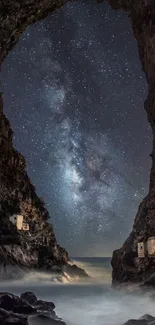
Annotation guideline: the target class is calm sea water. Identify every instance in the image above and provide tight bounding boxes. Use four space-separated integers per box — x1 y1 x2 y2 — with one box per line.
0 257 155 325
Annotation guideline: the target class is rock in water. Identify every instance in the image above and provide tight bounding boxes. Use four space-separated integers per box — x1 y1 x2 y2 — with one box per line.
123 315 155 325
0 292 66 325
139 315 155 322
123 320 149 325
0 293 36 314
0 308 28 325
29 314 66 325
21 291 56 316
20 292 38 306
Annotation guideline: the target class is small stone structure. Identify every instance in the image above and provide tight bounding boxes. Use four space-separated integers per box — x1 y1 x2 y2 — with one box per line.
137 242 146 258
147 237 155 256
137 237 155 258
9 214 29 231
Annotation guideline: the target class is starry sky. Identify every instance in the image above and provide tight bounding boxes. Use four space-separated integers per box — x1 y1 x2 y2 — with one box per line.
1 0 152 257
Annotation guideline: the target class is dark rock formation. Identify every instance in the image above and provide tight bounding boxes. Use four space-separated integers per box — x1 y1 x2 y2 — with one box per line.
0 308 28 325
108 0 155 287
20 292 38 306
21 292 55 316
0 0 155 285
0 291 66 325
0 293 36 314
123 315 155 325
29 314 66 325
123 320 149 325
139 315 155 322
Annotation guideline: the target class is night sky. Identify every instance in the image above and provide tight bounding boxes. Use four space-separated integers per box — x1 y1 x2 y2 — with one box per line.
1 0 151 256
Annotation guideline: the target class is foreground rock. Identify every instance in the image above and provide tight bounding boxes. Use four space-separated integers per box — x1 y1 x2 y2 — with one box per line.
21 292 55 316
0 292 66 325
0 293 36 314
123 315 155 325
29 314 66 325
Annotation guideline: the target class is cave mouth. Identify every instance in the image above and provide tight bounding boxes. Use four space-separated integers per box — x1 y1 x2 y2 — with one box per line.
0 0 151 257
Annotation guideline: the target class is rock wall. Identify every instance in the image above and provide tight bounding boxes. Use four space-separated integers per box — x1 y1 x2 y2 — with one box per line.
0 0 155 284
98 0 155 287
109 0 155 286
0 94 72 278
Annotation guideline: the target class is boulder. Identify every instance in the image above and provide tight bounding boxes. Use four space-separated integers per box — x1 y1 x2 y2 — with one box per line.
36 300 55 313
63 264 88 278
139 315 155 322
0 308 28 325
20 292 37 306
0 293 19 311
3 315 28 325
20 292 55 314
13 302 35 315
0 308 10 321
143 274 155 287
0 292 66 325
148 321 155 325
29 314 66 325
0 293 36 314
123 319 149 325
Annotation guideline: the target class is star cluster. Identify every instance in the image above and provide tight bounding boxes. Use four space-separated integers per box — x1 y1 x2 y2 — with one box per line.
1 0 151 256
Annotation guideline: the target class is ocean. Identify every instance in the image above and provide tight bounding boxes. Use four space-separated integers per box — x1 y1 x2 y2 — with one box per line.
1 257 155 325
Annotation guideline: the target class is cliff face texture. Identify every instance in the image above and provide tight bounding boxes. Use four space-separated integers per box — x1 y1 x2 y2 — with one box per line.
109 0 155 286
0 97 86 279
0 0 155 284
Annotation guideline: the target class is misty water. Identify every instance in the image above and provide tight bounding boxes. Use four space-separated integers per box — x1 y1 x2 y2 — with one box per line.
1 258 155 325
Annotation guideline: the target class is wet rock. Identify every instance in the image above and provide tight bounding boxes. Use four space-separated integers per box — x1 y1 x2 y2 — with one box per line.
20 292 55 315
139 315 155 322
36 300 55 314
0 293 19 311
13 302 35 315
143 274 155 288
123 320 149 325
0 292 66 325
0 308 28 325
149 322 155 325
0 293 36 314
3 315 28 325
0 308 10 320
63 264 88 278
29 314 66 325
20 292 37 306
123 315 155 325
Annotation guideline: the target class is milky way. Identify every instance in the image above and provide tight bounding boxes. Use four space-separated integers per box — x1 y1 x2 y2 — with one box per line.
1 0 151 256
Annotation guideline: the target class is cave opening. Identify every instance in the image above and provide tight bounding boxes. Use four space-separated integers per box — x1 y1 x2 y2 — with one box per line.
1 0 151 257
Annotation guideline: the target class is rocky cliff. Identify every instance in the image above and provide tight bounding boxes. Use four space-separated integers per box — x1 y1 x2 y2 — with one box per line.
0 0 155 285
0 94 87 280
100 0 155 288
108 0 155 287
